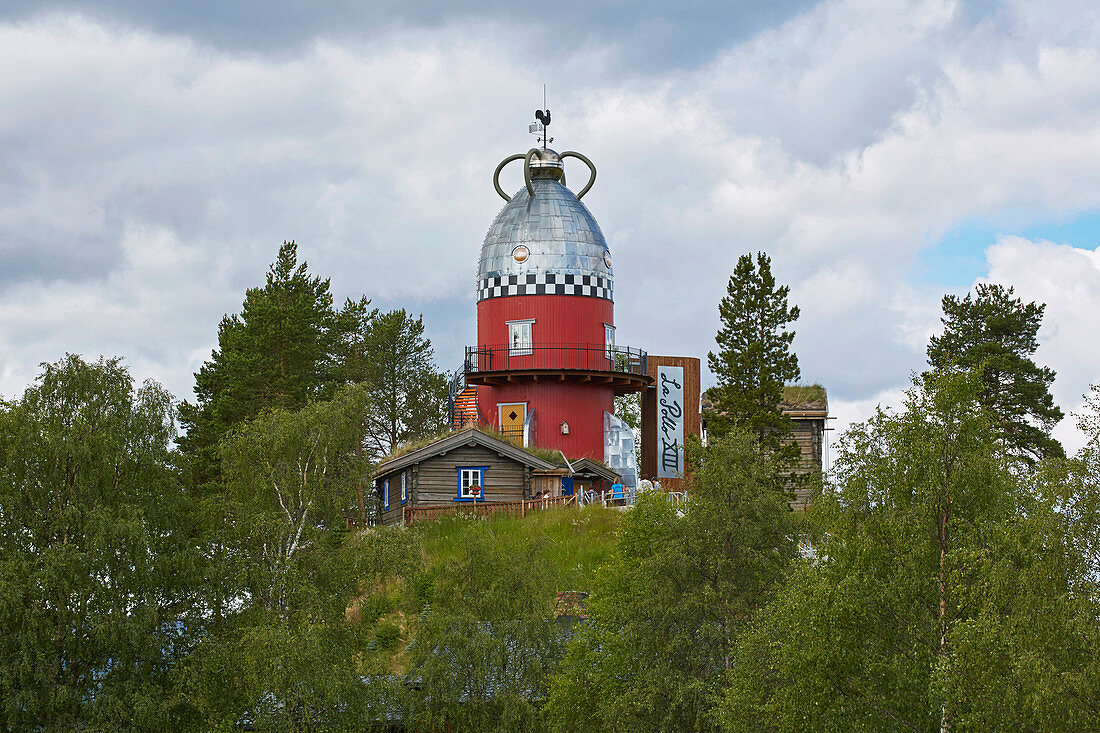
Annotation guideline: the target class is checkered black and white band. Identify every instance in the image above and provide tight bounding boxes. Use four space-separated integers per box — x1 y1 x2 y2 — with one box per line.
478 273 614 302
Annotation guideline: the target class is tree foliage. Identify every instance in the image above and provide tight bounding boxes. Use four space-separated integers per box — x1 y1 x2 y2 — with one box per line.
353 308 448 459
0 355 201 730
179 243 449 489
613 392 640 430
182 524 422 731
1070 383 1100 595
927 282 1064 466
178 241 338 489
707 252 800 455
547 430 799 732
406 519 565 732
221 385 370 616
721 371 1100 732
181 386 402 730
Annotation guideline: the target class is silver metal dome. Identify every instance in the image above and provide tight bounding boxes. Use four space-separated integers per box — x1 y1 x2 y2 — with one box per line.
477 176 613 302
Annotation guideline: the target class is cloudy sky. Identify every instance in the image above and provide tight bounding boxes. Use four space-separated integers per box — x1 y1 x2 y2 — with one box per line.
2 0 1099 457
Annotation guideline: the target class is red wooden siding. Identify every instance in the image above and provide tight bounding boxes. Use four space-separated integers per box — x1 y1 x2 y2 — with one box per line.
475 294 616 461
479 381 613 461
477 295 613 371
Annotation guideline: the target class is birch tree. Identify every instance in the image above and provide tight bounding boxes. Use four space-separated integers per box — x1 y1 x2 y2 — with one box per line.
547 429 798 732
221 385 369 616
721 371 1100 732
181 386 375 729
0 355 201 730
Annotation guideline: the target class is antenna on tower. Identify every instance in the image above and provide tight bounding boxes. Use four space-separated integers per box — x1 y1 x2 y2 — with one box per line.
529 84 552 149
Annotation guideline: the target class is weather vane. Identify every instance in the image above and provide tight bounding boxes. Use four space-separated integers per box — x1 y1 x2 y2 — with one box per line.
529 84 553 149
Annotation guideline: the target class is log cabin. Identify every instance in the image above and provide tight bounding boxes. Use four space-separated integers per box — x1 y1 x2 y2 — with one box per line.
371 428 621 526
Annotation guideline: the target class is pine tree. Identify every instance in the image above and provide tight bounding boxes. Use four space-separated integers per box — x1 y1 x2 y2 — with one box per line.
178 241 337 488
926 283 1063 466
331 295 374 387
706 252 800 453
356 309 448 459
331 296 375 522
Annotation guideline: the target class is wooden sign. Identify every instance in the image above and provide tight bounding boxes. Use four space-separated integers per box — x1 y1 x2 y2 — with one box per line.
641 356 701 489
656 366 685 478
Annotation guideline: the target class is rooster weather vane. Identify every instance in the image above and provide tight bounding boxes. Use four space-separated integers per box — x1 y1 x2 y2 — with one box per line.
533 108 552 148
494 90 597 203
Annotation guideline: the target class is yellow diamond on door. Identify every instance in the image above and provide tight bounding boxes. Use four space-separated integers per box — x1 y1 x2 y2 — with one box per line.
500 404 526 438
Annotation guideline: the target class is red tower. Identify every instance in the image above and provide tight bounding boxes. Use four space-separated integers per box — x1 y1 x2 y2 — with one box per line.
458 143 649 461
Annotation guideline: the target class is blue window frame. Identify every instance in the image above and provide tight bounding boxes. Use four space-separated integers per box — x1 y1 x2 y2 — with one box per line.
383 477 390 510
400 471 408 505
456 466 487 502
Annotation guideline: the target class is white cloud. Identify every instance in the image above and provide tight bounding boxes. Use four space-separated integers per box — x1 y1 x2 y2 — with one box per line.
981 236 1100 454
1 1 1100 464
823 387 910 471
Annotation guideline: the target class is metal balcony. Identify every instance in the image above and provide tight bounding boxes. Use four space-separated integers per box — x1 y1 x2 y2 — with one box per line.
463 343 651 394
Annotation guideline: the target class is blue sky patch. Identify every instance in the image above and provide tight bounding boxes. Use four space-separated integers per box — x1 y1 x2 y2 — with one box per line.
918 212 1100 288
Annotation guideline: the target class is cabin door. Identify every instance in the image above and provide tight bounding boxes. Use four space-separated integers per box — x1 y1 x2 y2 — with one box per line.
498 403 526 441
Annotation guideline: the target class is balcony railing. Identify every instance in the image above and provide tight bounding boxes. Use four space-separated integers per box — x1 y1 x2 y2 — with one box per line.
464 344 648 377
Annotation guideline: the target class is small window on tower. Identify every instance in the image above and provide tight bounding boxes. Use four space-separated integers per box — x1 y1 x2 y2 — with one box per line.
605 324 616 360
507 319 534 356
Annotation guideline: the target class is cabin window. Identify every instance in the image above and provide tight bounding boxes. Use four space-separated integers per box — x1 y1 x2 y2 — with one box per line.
605 323 616 360
457 466 487 502
507 319 534 356
400 471 407 504
383 478 390 510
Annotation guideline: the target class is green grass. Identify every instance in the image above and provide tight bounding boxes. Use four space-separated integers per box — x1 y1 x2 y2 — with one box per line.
375 428 468 462
702 384 828 411
781 384 827 405
415 505 621 590
348 505 622 673
377 426 568 466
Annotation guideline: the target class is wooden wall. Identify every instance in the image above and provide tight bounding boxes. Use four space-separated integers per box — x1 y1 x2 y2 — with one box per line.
532 470 568 497
787 412 826 510
377 473 406 527
376 443 537 526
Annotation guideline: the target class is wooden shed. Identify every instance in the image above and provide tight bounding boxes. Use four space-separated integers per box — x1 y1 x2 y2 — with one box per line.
372 429 559 526
567 457 621 498
700 385 829 510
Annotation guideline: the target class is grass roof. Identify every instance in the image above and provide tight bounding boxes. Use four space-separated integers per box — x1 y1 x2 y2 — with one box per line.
781 384 827 407
377 426 568 467
701 383 828 411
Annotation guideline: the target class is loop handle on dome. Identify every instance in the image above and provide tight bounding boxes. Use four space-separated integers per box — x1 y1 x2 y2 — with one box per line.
493 153 525 202
523 148 538 199
560 151 597 199
492 148 595 201
492 149 540 201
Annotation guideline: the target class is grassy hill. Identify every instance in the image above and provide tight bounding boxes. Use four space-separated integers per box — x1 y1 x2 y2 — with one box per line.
348 506 622 674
